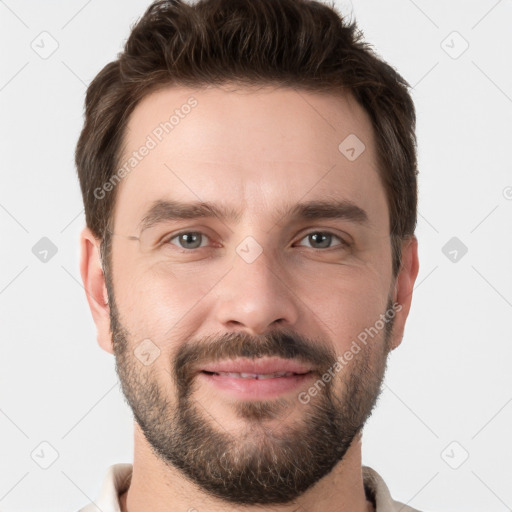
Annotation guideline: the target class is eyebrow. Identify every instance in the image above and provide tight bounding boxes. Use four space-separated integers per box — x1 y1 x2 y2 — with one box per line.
139 198 370 232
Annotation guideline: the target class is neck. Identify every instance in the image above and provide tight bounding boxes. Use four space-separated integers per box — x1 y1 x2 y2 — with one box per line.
120 424 374 512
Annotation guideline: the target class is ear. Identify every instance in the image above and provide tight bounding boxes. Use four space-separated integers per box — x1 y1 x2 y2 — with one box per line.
388 235 420 351
79 227 114 354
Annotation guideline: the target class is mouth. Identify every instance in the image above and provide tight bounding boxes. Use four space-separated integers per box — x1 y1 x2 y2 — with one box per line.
201 370 309 379
197 357 314 400
200 356 313 375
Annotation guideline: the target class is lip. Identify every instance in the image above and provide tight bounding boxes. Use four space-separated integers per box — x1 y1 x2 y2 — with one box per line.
197 357 314 400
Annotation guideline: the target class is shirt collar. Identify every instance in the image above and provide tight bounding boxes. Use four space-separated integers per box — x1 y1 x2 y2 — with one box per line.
80 463 420 512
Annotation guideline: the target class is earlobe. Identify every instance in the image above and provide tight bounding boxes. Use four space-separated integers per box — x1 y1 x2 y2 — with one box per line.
79 227 114 354
388 235 420 351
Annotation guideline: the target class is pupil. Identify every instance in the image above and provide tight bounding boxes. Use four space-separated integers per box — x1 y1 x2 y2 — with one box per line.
311 233 329 248
181 233 200 248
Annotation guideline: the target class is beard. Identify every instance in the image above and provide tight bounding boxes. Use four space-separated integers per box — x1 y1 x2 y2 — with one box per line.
109 287 393 505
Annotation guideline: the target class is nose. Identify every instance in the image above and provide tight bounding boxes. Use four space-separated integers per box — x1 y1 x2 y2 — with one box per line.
212 245 301 336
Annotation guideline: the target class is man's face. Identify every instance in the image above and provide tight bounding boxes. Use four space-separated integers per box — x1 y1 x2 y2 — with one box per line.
103 84 406 504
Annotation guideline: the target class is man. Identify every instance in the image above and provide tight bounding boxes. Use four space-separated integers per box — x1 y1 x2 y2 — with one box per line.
76 0 421 510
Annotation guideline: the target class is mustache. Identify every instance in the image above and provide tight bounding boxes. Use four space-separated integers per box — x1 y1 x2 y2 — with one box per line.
173 329 337 393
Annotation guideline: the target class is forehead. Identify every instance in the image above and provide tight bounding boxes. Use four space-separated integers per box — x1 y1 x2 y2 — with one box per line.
113 84 388 233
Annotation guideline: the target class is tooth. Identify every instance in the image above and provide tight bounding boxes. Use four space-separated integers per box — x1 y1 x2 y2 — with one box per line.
212 371 298 378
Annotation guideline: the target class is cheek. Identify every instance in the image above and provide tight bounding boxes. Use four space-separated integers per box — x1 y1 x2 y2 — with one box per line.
112 258 216 350
297 261 392 352
320 294 387 352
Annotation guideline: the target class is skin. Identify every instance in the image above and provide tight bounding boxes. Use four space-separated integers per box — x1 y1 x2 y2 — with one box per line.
80 83 419 512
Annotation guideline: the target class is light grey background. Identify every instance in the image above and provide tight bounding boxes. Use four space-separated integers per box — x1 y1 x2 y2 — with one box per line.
1 0 511 510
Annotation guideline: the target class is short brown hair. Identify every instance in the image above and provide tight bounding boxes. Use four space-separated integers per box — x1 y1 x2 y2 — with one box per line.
75 0 418 277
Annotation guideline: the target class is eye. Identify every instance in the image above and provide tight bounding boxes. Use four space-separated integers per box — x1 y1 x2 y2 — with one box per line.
295 231 349 250
161 230 350 252
166 231 211 250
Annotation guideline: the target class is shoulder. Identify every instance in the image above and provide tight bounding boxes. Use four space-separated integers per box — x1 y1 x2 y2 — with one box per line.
76 463 133 512
362 465 424 512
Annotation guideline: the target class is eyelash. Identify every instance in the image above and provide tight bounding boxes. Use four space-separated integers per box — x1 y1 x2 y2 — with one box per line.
163 230 350 252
